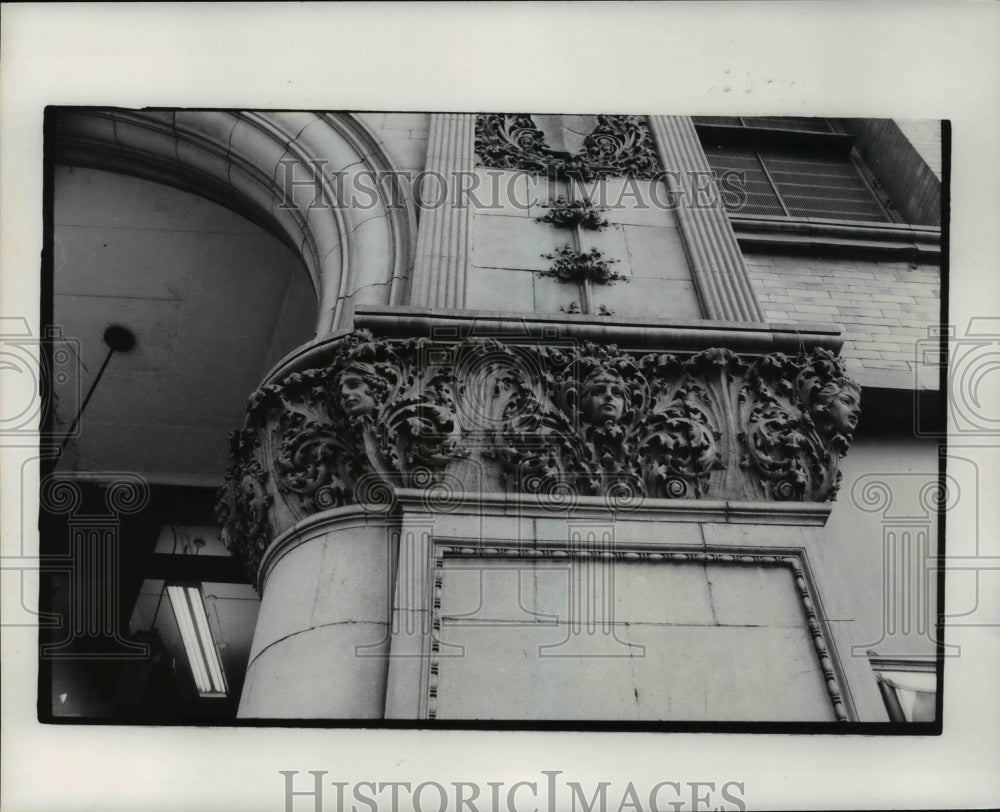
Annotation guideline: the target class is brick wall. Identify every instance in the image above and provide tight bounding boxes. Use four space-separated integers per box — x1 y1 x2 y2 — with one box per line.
841 119 941 226
895 119 943 180
745 253 940 388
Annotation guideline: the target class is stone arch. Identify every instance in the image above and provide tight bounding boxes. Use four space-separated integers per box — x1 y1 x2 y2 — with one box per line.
48 109 418 335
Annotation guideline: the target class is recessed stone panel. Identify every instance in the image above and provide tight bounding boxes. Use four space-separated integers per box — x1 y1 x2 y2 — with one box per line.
432 553 835 721
707 563 806 627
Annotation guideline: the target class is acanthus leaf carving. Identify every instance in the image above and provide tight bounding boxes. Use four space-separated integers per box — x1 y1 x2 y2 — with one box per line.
738 348 860 501
485 342 724 501
475 114 662 181
216 427 273 581
536 196 609 230
218 333 859 576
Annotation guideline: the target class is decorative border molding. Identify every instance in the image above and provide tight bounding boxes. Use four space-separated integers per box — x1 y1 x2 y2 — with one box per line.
393 489 833 525
867 655 937 673
424 541 853 722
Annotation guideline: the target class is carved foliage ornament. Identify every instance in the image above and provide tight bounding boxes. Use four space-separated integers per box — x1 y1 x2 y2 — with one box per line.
540 246 626 286
216 428 272 581
218 334 858 575
738 348 861 501
536 196 609 230
474 114 663 181
483 342 722 501
217 330 466 575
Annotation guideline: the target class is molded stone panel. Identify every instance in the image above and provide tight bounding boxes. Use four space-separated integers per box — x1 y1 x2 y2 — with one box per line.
432 555 834 721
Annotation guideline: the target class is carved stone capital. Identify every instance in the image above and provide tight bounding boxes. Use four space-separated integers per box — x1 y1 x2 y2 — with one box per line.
218 331 859 576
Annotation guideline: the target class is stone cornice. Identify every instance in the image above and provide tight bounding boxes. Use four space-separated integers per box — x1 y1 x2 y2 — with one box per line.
352 305 843 355
254 493 832 594
258 503 397 591
256 308 844 388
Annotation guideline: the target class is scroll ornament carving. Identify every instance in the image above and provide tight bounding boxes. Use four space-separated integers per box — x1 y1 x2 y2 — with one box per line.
270 332 465 508
216 428 272 580
739 348 860 501
474 114 663 181
483 342 723 501
217 333 858 574
216 330 466 576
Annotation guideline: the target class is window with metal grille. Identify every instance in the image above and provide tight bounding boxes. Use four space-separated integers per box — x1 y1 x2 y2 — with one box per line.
693 116 837 134
694 118 894 222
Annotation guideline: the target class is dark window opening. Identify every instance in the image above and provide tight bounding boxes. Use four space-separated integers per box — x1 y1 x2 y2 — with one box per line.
694 117 895 223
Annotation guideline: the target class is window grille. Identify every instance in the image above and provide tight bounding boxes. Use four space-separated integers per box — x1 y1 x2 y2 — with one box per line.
692 116 837 134
694 118 893 222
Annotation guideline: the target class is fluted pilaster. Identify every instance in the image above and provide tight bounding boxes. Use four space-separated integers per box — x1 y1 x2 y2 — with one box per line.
647 116 766 322
409 113 475 308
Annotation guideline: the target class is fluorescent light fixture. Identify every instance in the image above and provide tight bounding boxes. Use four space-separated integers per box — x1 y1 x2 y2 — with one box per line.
167 584 228 697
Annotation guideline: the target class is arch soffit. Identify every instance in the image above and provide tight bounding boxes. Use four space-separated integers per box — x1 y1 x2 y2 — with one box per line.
48 109 417 335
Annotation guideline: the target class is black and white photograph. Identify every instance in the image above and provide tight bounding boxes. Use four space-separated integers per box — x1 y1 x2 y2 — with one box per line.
2 3 998 811
39 108 942 728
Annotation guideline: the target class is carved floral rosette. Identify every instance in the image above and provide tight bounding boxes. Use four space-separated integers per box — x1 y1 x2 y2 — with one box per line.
218 332 859 576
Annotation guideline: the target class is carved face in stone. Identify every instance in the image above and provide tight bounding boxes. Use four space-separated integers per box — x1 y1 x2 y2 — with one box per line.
582 372 627 424
338 369 376 417
816 381 861 435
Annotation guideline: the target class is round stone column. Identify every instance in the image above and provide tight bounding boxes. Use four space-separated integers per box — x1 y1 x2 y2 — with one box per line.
237 507 395 719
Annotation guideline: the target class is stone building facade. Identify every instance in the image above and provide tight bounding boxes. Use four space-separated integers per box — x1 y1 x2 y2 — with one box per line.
43 111 942 724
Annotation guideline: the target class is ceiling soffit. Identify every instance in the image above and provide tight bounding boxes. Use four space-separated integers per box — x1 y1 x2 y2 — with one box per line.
48 109 418 336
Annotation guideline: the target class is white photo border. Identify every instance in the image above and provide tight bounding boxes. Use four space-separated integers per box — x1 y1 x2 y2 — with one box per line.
2 2 998 811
